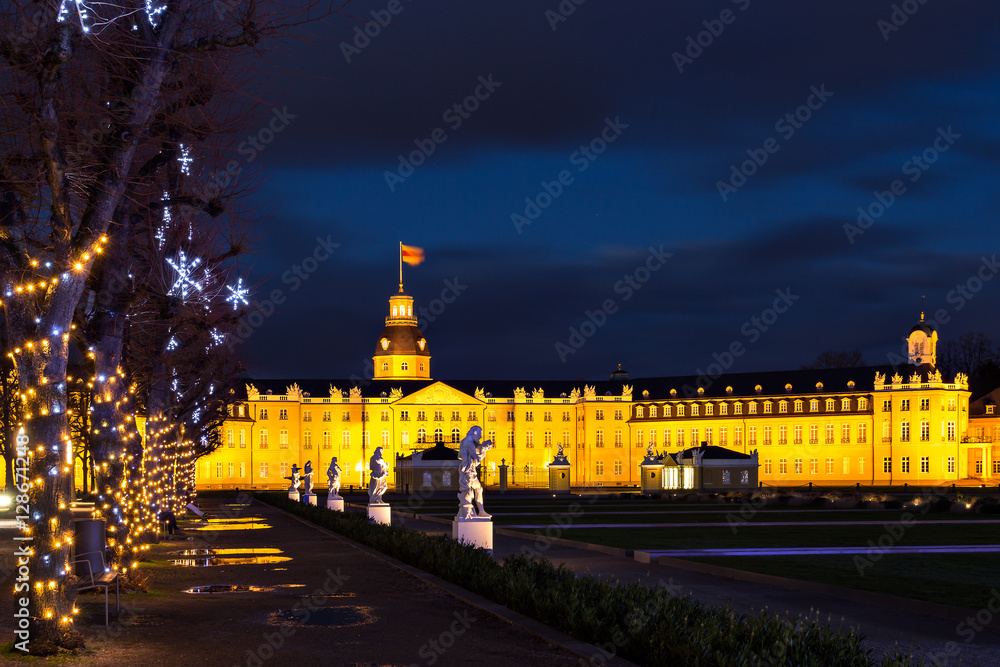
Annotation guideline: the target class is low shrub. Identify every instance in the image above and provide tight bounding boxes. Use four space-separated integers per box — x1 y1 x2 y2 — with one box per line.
256 493 915 667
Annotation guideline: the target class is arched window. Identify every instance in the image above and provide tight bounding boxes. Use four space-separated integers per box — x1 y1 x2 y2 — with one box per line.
451 428 460 442
417 428 426 443
434 427 443 442
392 305 398 316
401 362 409 371
419 363 425 371
382 362 389 371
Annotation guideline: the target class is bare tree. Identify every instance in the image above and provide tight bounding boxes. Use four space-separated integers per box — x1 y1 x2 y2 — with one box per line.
0 0 329 651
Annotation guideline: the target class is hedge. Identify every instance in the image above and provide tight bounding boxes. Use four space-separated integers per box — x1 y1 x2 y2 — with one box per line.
255 493 914 667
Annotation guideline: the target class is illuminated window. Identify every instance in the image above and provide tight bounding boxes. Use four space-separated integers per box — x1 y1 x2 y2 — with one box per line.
920 421 930 441
636 406 645 418
382 431 390 447
719 404 727 416
793 400 802 413
526 431 534 447
810 458 817 474
239 430 246 448
615 429 623 447
323 431 331 448
636 429 644 447
778 401 787 413
764 459 772 474
304 410 312 422
304 431 312 449
677 405 685 417
825 458 833 474
763 402 772 414
901 421 910 442
841 398 851 411
595 409 604 420
988 405 995 415
734 403 742 415
227 429 234 447
650 406 658 417
417 428 426 443
706 404 714 416
748 403 756 414
260 463 268 478
691 405 699 417
722 470 730 484
826 399 834 411
858 423 867 443
596 461 604 476
664 405 672 417
259 430 268 448
279 430 288 448
843 457 850 474
216 463 223 478
544 431 552 446
401 431 410 446
614 460 623 475
778 459 787 474
858 398 868 410
382 362 389 371
596 430 604 447
342 431 350 448
810 399 819 411
842 423 850 443
794 458 802 474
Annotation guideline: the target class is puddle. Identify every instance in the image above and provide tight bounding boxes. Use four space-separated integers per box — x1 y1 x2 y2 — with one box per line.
170 556 292 567
267 606 375 628
179 548 282 556
189 519 271 531
184 584 307 594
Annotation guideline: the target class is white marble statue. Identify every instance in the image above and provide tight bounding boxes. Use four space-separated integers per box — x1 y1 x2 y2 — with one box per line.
458 425 493 519
288 464 301 493
327 457 342 497
368 447 389 504
303 460 314 495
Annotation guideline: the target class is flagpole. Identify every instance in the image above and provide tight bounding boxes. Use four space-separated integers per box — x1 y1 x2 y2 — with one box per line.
398 241 403 292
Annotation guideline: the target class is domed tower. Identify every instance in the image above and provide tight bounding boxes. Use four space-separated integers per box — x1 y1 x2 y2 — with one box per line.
906 309 938 369
373 289 431 380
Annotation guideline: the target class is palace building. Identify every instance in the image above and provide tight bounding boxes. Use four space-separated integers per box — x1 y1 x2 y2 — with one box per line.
192 285 999 491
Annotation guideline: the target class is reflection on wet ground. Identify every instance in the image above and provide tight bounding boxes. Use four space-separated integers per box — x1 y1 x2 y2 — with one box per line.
267 606 375 628
179 548 282 556
188 517 271 531
184 584 307 594
170 555 292 567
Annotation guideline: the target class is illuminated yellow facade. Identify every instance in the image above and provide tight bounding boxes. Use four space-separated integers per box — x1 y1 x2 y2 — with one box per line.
191 292 997 491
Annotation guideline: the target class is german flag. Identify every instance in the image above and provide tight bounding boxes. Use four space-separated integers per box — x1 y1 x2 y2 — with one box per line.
401 244 425 266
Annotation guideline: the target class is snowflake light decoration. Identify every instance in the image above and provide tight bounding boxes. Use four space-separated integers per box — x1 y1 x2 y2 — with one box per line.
178 144 193 175
166 250 203 301
225 279 250 310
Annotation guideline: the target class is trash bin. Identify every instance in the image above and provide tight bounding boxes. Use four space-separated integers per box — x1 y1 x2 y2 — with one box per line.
74 518 107 578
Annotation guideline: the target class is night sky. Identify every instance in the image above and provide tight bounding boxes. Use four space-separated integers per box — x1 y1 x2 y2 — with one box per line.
230 0 1000 382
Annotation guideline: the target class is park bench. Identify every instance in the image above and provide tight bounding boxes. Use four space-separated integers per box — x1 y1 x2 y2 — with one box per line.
71 549 120 625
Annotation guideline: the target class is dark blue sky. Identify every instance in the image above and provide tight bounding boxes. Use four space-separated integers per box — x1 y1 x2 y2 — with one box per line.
227 0 1000 381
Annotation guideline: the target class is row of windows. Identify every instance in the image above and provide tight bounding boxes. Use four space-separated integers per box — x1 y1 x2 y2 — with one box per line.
630 424 869 447
762 456 961 476
634 397 870 419
892 420 957 442
885 398 958 412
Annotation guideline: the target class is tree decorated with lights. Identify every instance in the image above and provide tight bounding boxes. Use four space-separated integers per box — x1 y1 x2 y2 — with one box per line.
0 0 319 652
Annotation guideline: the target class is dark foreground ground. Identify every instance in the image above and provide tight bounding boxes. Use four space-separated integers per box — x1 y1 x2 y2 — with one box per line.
0 498 586 667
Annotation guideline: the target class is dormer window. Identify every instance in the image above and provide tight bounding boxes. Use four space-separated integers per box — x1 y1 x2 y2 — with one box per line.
987 405 995 415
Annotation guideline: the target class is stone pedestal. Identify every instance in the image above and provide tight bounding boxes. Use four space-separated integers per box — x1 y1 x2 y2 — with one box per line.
452 516 493 552
498 463 508 494
548 463 571 494
303 493 316 506
368 503 391 525
326 495 344 511
288 490 300 501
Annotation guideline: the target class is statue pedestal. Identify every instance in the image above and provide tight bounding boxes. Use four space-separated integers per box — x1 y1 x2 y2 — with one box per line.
368 503 391 525
288 490 300 501
452 516 493 552
548 463 571 494
327 495 344 511
302 493 316 506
